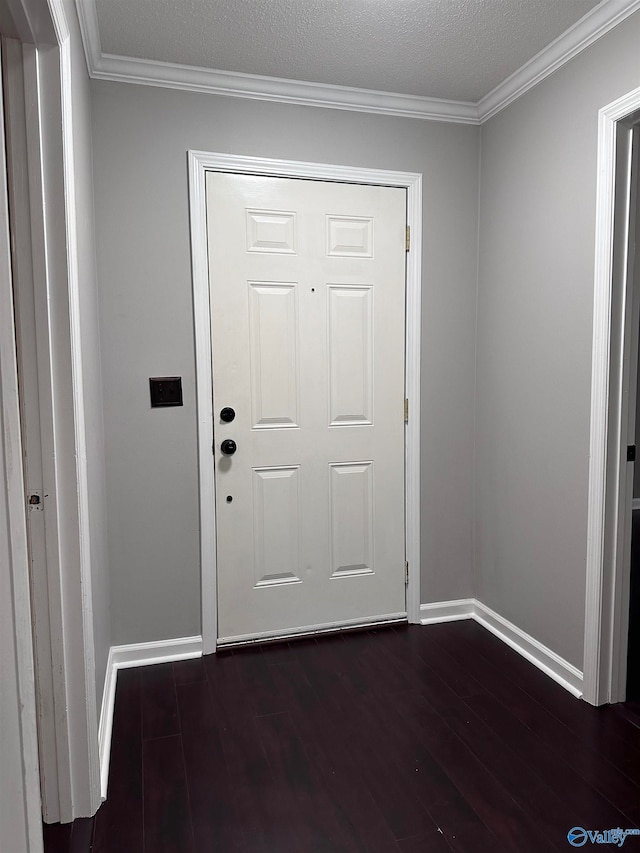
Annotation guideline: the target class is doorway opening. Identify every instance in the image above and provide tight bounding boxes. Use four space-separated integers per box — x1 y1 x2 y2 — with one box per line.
584 88 640 707
188 152 423 654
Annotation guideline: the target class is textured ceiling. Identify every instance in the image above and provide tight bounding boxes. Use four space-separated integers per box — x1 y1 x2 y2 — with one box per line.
95 0 603 103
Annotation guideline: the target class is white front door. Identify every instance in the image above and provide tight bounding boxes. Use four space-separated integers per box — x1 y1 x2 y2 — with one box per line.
207 172 406 644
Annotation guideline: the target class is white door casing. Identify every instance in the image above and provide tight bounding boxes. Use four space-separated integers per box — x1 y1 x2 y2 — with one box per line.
0 36 43 853
0 0 102 822
208 173 406 642
585 87 640 706
188 153 422 653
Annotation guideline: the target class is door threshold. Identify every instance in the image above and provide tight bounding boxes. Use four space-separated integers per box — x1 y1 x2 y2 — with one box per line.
217 612 408 649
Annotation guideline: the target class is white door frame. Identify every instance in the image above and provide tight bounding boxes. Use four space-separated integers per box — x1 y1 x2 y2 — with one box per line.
1 0 101 822
188 151 422 654
584 85 640 706
0 36 43 853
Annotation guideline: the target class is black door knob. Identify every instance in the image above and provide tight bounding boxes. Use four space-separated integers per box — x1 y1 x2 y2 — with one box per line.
221 439 237 456
220 407 235 423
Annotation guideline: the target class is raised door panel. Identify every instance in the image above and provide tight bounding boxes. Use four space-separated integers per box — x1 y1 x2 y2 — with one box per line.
327 215 373 257
252 466 301 587
246 209 296 254
328 285 373 426
329 462 374 577
248 282 299 429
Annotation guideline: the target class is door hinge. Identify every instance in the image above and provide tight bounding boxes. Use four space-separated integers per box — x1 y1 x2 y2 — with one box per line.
405 561 409 585
405 226 410 252
404 398 409 423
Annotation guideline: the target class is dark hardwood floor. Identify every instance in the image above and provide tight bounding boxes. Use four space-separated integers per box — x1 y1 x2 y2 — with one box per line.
43 622 640 852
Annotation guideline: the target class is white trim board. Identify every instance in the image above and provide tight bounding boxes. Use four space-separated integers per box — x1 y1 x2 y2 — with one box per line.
0 38 43 853
584 85 640 706
98 602 583 796
58 22 102 820
188 151 422 655
93 54 479 125
3 0 102 828
98 636 202 798
476 0 640 121
218 614 408 648
419 599 584 699
76 0 640 124
420 598 475 625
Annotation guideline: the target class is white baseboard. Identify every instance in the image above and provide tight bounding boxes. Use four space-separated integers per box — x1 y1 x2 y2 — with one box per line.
419 598 475 624
97 635 202 799
472 601 583 698
98 607 584 800
97 647 118 801
420 598 583 699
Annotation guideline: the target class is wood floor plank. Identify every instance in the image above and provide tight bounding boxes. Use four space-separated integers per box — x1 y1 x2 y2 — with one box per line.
466 691 636 829
256 709 367 851
304 636 443 843
92 667 143 853
143 734 195 853
217 705 299 852
390 624 489 702
453 619 640 761
397 829 452 852
426 622 640 820
383 658 578 847
378 682 556 853
172 656 207 685
176 679 245 852
439 696 583 842
268 654 319 702
141 663 179 740
232 646 289 717
354 686 506 853
268 653 403 852
203 648 258 723
68 817 94 853
47 623 640 853
613 701 640 731
42 822 72 853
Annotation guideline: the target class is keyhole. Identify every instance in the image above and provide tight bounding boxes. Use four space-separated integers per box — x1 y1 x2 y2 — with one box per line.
226 495 233 503
311 287 315 292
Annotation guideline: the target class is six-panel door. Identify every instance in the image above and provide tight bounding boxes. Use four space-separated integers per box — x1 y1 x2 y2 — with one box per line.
207 173 406 643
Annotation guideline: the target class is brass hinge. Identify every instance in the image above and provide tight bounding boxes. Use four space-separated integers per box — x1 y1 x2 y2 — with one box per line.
405 561 409 585
405 225 410 252
404 398 409 423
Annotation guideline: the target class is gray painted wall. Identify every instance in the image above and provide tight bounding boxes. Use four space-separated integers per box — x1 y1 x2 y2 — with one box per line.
91 84 480 644
475 12 640 668
65 0 111 706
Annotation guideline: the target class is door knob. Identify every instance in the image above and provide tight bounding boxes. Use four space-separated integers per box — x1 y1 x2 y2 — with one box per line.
220 407 235 423
221 439 237 456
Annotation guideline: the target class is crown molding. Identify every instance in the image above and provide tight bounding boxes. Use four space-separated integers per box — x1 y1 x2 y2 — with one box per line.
93 52 481 124
76 0 640 125
477 0 640 122
75 0 478 123
75 0 100 80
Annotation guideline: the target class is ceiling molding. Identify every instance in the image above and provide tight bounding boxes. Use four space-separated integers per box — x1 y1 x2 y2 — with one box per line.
75 0 101 79
477 0 640 122
91 52 480 124
76 0 640 125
